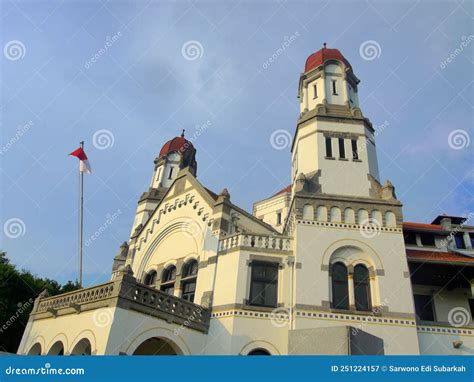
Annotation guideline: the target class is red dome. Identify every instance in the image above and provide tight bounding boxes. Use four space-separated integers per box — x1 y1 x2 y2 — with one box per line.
304 45 351 73
159 134 193 158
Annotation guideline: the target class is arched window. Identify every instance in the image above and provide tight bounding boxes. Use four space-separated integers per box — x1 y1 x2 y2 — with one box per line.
248 348 271 355
302 204 314 220
160 266 176 295
354 264 371 311
330 207 341 222
331 262 349 310
181 260 198 303
316 206 328 221
144 270 157 287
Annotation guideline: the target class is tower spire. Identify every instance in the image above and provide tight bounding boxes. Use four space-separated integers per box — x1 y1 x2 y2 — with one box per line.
181 129 185 138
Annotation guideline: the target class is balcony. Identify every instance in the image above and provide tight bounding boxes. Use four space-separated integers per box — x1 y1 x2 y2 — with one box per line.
218 233 292 253
31 267 210 333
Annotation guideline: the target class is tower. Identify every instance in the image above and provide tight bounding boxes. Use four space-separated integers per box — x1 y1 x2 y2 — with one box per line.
292 43 380 198
129 131 197 236
287 45 419 354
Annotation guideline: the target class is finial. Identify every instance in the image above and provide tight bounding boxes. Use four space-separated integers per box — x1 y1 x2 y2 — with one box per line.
323 42 327 49
181 129 185 138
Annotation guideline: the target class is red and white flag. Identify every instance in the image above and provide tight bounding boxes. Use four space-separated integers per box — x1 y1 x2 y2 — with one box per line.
69 147 92 174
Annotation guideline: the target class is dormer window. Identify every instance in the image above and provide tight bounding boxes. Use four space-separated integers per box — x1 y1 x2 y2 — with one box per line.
420 233 435 247
332 80 338 95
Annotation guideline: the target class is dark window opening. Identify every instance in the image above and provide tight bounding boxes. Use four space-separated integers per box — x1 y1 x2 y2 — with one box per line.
181 260 198 302
276 212 282 225
338 138 345 159
248 349 271 355
168 167 174 179
469 299 474 319
404 231 417 245
144 270 157 287
313 84 318 99
420 233 435 247
249 262 278 308
470 233 474 249
351 139 359 160
414 294 435 321
160 266 176 295
325 137 333 158
454 233 466 249
331 262 349 310
332 80 337 95
354 265 371 311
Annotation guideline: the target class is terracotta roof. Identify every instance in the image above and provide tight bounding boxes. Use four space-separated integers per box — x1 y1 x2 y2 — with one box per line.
403 222 444 231
305 46 351 73
159 136 193 158
406 249 474 265
271 184 291 197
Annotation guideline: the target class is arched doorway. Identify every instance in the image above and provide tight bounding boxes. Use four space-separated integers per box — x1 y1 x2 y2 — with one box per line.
47 341 64 355
132 337 180 355
248 348 271 355
70 339 92 356
27 343 42 355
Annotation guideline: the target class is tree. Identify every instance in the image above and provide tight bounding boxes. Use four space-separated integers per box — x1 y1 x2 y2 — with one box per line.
0 251 80 353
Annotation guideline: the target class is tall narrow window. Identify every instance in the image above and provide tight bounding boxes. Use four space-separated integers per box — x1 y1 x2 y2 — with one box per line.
414 294 435 321
249 262 278 307
160 266 176 295
351 139 359 160
454 233 466 249
156 168 162 182
325 137 333 158
168 167 174 180
144 270 157 287
313 84 318 99
332 80 337 95
353 265 371 311
331 262 349 310
181 260 198 302
276 212 282 225
338 138 345 159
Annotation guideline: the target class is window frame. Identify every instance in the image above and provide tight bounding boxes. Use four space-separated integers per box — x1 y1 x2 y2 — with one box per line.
413 294 435 322
331 262 349 310
313 84 318 99
181 260 198 302
338 138 346 159
248 261 279 308
160 265 176 295
353 264 371 311
325 137 333 158
144 270 157 287
351 139 359 160
332 80 338 95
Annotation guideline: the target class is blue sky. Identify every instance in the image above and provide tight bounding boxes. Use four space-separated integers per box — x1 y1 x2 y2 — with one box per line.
1 0 473 286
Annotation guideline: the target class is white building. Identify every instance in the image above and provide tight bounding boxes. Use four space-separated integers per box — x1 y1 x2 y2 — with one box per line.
18 46 474 356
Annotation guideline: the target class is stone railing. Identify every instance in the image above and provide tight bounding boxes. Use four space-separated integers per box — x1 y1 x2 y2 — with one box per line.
218 233 292 253
31 268 210 333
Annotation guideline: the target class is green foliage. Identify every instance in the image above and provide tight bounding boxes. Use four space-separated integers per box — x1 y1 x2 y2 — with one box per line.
0 251 80 354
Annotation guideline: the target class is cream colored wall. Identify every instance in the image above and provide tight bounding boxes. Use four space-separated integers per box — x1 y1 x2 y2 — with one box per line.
292 119 377 197
294 317 419 355
18 308 115 355
253 193 291 233
417 331 473 355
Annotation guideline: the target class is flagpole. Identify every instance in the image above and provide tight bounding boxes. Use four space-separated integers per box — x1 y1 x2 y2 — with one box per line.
79 141 84 288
